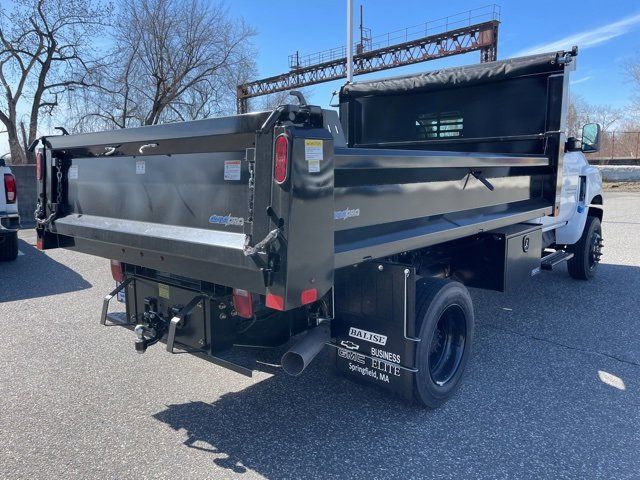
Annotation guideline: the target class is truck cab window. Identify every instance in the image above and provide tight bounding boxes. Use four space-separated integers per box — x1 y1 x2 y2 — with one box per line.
416 112 463 139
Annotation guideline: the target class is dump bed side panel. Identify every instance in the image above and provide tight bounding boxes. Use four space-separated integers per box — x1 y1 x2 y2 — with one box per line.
332 148 552 268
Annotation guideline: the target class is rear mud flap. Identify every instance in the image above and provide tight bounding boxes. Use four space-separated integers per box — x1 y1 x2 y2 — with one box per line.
330 261 420 401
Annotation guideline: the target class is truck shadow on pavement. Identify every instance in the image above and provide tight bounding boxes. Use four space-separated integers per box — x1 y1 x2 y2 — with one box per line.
0 238 91 302
152 263 640 479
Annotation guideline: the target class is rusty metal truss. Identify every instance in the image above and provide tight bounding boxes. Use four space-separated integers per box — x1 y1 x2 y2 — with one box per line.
237 18 499 113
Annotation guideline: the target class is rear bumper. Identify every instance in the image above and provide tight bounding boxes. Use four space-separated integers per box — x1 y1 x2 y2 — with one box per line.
47 214 270 294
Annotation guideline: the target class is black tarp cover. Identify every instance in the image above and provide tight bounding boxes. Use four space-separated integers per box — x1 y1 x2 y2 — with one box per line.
340 51 572 98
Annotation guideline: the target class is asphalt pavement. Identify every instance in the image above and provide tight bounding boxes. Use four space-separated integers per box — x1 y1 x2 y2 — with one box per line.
1 192 639 479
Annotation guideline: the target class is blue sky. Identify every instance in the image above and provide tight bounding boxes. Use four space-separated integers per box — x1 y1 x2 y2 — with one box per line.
229 0 640 110
2 0 640 156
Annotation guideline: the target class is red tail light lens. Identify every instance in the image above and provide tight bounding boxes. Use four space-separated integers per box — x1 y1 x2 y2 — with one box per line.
4 174 16 203
36 152 43 180
110 260 124 282
274 135 289 184
233 288 254 318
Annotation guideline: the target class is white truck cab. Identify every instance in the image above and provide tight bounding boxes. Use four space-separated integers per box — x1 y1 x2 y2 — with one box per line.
539 150 603 242
0 156 19 261
537 123 604 279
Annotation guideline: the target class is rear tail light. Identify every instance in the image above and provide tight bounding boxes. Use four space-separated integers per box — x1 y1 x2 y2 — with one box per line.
36 152 43 180
233 289 254 318
4 174 16 203
110 260 124 282
274 135 289 184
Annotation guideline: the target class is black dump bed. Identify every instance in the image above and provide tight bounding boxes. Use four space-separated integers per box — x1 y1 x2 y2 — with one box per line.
36 50 575 310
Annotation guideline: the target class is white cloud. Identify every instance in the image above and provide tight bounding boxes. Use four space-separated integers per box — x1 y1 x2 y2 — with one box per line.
516 12 640 56
570 76 592 86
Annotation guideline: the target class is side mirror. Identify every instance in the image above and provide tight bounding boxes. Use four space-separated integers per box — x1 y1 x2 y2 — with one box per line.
581 123 601 153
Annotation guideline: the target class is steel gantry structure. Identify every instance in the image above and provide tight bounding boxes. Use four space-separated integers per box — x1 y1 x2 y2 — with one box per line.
237 5 500 113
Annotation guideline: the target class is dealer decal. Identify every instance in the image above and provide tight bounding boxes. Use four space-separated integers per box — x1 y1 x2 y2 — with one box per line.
340 340 360 350
347 362 398 384
349 327 387 346
371 347 401 364
338 348 365 365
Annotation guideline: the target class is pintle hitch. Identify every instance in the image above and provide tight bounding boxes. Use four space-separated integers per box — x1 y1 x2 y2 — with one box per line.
134 297 168 353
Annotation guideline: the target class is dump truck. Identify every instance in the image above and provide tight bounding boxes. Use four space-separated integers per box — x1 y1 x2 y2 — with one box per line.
34 49 604 407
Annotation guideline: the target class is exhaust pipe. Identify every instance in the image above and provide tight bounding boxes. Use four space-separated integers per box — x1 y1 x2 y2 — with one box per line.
281 323 330 376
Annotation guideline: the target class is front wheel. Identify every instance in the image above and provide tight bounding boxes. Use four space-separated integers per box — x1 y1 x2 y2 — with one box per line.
413 278 474 409
567 215 602 280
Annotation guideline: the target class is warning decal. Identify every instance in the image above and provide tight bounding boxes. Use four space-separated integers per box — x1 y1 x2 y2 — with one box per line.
158 283 170 299
224 160 241 181
305 139 323 173
136 160 146 175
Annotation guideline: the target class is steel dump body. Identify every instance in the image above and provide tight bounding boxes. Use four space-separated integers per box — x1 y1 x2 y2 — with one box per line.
332 148 551 268
37 51 571 310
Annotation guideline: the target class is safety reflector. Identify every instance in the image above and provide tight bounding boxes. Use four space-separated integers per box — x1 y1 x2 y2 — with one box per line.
110 260 124 283
300 288 318 305
266 293 285 311
233 289 254 318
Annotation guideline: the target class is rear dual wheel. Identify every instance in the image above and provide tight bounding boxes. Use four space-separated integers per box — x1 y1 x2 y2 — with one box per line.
413 278 474 409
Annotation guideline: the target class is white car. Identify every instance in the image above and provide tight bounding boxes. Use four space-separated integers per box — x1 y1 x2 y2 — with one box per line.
0 156 19 261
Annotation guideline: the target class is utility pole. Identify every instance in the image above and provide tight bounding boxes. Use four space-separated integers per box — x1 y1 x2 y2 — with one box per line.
346 0 354 83
359 4 364 49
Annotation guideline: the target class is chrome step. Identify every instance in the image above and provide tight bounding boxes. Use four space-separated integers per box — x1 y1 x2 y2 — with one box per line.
541 250 574 270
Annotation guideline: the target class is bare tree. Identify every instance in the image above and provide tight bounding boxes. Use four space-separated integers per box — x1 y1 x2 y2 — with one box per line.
626 55 640 120
0 0 107 164
74 0 256 131
249 88 315 112
567 96 587 138
567 95 622 137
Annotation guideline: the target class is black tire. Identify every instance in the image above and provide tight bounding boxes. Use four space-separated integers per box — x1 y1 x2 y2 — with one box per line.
567 215 602 280
0 230 18 261
413 278 474 409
